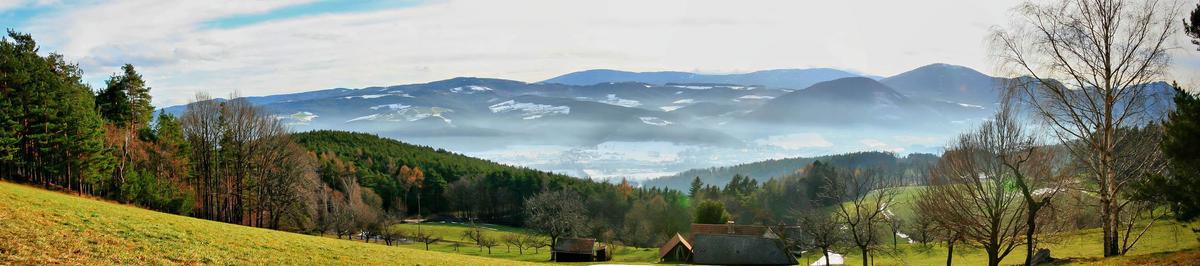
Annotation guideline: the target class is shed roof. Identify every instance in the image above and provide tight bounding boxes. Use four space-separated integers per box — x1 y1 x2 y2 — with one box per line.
553 237 595 254
690 234 797 265
658 233 693 259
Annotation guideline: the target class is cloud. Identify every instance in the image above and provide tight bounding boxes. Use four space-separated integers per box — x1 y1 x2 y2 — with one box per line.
859 138 904 153
756 133 834 150
0 0 57 11
13 0 1073 107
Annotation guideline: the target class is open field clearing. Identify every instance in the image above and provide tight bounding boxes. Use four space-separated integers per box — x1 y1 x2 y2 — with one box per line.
0 181 542 265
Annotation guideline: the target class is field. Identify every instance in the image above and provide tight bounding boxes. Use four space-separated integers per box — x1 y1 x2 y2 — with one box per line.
2 179 1196 266
826 186 1199 265
0 181 541 265
375 223 660 263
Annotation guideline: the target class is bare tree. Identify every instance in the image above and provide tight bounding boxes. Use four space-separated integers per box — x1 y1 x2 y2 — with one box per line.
821 168 897 266
479 235 499 254
523 234 549 254
462 224 486 252
992 0 1180 257
799 211 842 266
503 234 528 254
975 103 1070 265
380 221 407 246
413 229 441 250
905 212 937 250
917 132 1029 266
524 189 588 260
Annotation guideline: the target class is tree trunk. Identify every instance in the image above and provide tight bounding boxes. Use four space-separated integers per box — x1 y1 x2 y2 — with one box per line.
1101 191 1120 257
550 237 558 261
822 247 831 266
946 239 954 266
1025 205 1039 266
987 247 999 266
861 248 869 266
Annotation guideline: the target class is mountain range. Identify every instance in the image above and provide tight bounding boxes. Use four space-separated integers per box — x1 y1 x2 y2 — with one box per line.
163 63 1174 182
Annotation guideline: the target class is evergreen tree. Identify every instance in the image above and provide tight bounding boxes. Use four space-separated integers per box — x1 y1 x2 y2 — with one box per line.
1136 83 1200 222
688 176 702 198
1187 3 1198 50
96 63 153 193
0 30 113 193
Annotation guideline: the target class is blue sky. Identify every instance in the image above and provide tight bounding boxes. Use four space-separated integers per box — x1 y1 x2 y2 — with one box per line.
200 0 427 29
2 0 1196 107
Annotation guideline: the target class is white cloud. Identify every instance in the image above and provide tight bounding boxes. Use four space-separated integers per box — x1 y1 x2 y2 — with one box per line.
0 0 57 11
756 133 834 150
859 138 904 153
29 0 1200 108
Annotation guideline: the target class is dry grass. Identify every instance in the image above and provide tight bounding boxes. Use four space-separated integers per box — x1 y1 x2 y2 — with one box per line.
0 181 542 265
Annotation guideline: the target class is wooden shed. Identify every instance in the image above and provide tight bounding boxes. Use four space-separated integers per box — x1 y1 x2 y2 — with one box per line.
552 237 596 262
658 233 694 263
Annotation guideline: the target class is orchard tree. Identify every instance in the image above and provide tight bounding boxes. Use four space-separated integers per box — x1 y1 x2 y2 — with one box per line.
525 189 588 260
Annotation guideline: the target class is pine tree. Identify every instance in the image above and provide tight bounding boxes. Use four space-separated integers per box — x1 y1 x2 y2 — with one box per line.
689 176 702 198
96 63 153 194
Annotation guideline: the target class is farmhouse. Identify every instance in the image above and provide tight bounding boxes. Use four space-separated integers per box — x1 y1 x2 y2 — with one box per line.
658 222 796 265
691 234 798 265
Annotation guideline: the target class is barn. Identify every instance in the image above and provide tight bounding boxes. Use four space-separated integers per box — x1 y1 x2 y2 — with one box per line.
658 233 693 263
690 234 798 265
552 237 596 262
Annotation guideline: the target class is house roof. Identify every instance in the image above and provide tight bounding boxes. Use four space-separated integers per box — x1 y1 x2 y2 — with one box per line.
553 237 595 254
658 233 693 259
690 234 798 265
690 223 775 238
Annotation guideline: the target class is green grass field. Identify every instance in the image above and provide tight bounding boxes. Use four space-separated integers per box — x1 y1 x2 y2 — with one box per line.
815 221 1198 266
0 181 542 265
3 179 1196 265
366 223 659 263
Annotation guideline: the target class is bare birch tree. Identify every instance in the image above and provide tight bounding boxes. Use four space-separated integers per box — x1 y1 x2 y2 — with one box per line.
992 0 1180 257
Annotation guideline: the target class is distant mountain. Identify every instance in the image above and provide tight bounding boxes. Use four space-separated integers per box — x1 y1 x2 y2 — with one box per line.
162 64 1090 181
880 63 1006 107
641 151 940 191
542 68 864 89
748 77 945 126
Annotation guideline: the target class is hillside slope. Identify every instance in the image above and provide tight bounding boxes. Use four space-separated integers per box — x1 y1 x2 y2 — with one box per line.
643 151 938 191
0 181 540 265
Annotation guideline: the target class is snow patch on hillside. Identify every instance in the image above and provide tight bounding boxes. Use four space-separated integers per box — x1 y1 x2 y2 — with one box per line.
639 117 672 126
671 85 713 90
370 103 411 110
276 111 318 126
488 100 570 120
450 85 492 94
660 105 684 112
735 95 774 101
601 94 641 107
346 107 454 123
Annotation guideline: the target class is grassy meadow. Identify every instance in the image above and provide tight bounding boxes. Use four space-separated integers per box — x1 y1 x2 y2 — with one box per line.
371 223 659 263
0 181 542 265
2 179 1197 266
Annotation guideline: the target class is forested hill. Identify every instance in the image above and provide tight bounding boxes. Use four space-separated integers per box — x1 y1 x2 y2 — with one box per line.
291 130 612 224
293 130 568 182
642 151 940 191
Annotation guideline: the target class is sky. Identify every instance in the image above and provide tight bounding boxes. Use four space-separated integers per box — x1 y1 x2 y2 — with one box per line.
2 0 1197 107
